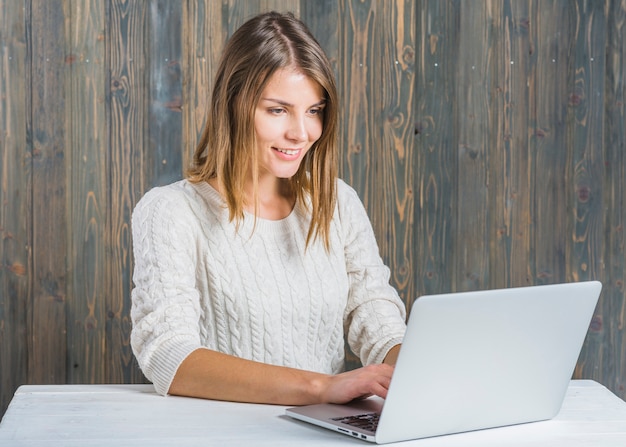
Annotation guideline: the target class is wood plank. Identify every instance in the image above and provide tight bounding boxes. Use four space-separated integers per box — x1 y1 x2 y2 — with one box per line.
181 0 227 166
530 1 572 285
64 0 107 385
489 1 533 289
368 0 416 306
260 0 298 14
107 0 148 384
455 1 492 292
0 0 30 417
148 1 183 186
576 0 626 399
337 0 374 196
566 1 607 283
28 0 69 385
414 0 459 298
567 0 608 384
228 0 300 34
604 0 626 402
301 0 338 64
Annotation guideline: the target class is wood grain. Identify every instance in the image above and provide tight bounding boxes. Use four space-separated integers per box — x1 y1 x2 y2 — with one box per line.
567 0 606 284
414 0 458 298
302 0 339 64
64 0 107 385
567 0 608 384
182 0 227 167
107 0 147 384
372 0 416 306
575 0 626 396
0 0 30 417
29 0 68 385
455 1 491 292
337 1 416 301
490 1 533 289
603 0 626 401
148 1 183 186
531 1 572 285
338 0 374 196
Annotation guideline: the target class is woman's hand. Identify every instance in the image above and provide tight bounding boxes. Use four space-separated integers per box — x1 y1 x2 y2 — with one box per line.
318 363 395 404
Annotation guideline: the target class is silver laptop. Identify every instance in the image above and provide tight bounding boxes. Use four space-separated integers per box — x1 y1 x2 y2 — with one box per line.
286 281 602 444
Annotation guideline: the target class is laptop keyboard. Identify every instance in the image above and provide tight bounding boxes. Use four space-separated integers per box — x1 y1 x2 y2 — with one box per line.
331 412 380 432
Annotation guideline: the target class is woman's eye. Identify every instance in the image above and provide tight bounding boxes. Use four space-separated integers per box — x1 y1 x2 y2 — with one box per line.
269 108 285 115
309 107 324 116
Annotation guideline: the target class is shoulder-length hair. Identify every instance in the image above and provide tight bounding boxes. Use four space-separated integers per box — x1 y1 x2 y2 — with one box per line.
187 11 338 250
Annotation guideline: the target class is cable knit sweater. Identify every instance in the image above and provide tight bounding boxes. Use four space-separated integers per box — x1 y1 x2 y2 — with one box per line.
130 178 407 396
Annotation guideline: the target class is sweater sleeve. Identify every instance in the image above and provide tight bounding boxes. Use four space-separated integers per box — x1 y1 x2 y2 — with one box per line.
338 181 407 365
130 186 204 395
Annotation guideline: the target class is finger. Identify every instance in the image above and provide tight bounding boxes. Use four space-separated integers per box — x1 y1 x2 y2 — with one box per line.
368 381 390 399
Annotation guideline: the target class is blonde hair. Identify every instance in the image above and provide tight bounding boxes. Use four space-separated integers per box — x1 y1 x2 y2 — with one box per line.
188 11 338 249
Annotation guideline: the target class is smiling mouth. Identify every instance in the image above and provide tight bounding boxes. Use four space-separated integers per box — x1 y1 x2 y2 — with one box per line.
274 148 299 156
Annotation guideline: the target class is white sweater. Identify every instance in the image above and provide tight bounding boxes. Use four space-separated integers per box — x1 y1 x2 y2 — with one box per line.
130 179 407 395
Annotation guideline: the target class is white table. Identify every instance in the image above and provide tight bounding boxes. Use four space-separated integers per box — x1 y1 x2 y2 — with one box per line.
0 380 625 446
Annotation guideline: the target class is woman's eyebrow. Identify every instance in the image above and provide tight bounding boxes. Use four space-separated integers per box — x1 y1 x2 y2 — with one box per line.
260 98 327 108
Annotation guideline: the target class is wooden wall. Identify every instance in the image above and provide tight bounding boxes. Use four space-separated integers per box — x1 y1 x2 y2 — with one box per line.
1 0 625 418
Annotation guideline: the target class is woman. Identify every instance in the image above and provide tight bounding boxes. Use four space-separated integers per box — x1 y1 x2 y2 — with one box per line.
130 11 406 405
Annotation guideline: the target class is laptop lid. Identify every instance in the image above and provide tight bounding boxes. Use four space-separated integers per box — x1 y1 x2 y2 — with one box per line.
286 281 602 444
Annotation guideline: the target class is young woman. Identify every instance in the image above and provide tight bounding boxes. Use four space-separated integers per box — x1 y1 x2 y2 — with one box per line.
130 11 406 405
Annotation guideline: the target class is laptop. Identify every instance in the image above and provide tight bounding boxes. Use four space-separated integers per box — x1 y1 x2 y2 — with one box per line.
286 281 602 444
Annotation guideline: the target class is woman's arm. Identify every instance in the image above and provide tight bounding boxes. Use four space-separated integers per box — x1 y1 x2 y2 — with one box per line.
337 182 407 366
383 344 401 366
169 348 395 405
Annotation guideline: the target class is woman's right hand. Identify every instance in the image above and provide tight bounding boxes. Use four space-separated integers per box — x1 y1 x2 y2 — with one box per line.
318 363 395 404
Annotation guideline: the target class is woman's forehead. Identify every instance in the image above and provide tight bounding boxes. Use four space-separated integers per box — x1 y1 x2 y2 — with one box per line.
259 67 324 104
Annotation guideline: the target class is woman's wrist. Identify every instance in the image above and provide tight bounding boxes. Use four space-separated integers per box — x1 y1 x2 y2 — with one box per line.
303 372 330 404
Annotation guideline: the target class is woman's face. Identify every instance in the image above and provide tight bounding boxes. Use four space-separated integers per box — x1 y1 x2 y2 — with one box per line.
254 67 325 181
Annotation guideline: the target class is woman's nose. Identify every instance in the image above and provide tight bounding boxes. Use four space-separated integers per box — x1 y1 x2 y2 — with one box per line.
286 115 308 142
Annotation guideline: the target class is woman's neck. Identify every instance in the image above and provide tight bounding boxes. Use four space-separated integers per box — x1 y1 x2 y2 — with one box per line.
208 177 295 220
248 177 295 220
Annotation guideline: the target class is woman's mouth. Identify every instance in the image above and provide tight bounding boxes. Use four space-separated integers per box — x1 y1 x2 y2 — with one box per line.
274 147 299 156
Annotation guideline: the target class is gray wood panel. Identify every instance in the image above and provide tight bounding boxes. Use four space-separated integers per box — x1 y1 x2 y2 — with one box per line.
29 0 68 385
0 0 30 417
1 0 625 419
